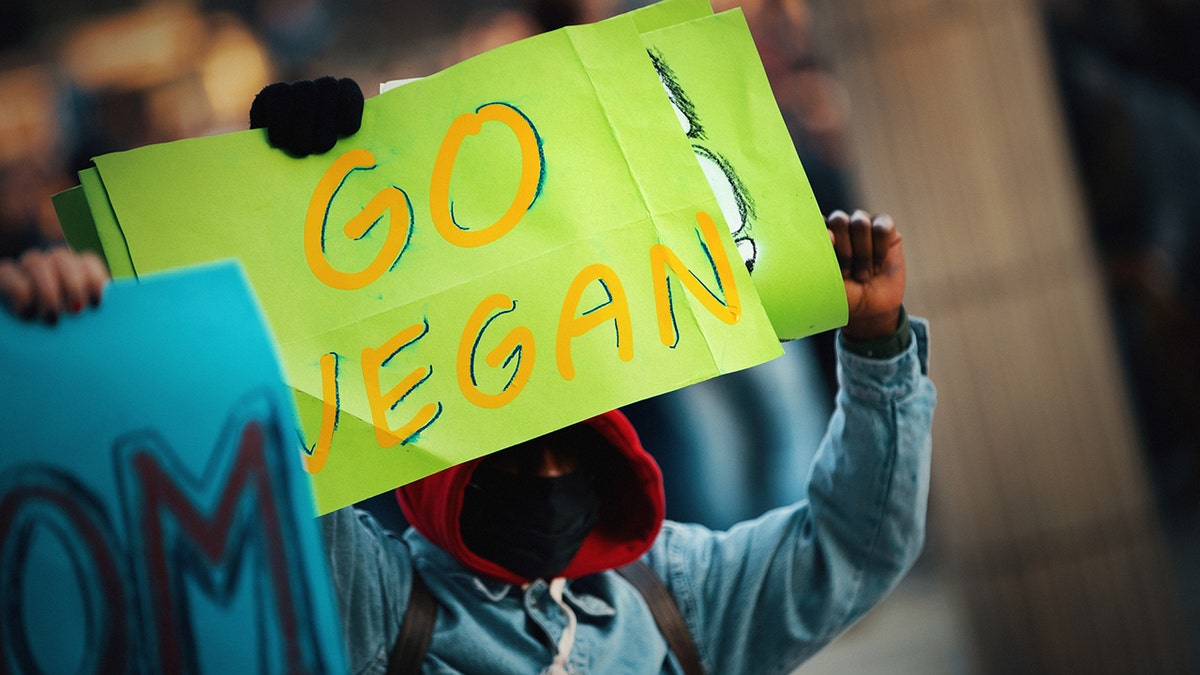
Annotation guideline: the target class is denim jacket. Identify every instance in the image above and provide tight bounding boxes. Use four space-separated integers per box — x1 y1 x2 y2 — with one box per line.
321 319 935 674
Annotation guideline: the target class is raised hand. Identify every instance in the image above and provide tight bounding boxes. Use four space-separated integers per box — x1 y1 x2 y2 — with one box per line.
826 209 906 341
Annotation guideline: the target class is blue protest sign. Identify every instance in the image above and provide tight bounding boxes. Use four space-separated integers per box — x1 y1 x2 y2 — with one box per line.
0 261 345 673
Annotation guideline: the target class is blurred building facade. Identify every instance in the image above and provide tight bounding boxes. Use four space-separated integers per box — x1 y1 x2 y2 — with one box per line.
808 0 1197 671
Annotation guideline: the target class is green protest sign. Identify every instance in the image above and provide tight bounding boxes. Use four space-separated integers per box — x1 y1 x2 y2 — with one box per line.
55 0 843 513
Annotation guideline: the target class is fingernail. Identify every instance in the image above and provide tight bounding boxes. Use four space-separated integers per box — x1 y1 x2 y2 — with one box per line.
71 298 84 313
46 313 58 326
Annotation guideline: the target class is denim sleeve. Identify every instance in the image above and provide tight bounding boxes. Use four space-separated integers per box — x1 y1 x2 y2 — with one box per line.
320 507 413 675
644 319 935 675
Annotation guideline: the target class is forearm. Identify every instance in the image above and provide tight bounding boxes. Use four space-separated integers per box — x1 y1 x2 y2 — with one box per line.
644 319 935 672
809 317 935 609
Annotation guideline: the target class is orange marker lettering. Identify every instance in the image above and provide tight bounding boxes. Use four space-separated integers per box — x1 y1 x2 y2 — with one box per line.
361 322 440 448
430 103 542 248
556 264 633 380
302 352 338 474
457 293 536 408
651 210 742 347
305 149 413 290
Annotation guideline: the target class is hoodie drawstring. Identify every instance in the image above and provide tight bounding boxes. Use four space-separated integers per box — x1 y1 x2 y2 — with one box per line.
540 577 578 675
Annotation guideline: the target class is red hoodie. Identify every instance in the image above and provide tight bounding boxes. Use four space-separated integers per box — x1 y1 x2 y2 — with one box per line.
395 410 666 586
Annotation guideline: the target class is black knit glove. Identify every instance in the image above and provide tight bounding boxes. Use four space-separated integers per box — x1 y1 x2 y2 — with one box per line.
249 77 363 157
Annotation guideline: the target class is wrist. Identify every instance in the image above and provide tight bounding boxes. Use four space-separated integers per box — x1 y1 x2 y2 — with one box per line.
841 306 910 359
843 306 903 342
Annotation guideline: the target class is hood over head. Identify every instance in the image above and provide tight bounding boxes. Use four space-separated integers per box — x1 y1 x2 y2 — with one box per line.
396 410 664 585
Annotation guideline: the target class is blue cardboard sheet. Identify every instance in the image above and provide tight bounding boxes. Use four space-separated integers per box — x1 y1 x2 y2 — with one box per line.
0 261 345 673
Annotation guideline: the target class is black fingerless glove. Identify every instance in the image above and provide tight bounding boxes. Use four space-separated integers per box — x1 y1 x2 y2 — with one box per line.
249 77 364 157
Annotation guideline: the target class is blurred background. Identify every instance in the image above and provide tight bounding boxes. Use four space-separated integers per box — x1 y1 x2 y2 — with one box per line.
2 0 1196 672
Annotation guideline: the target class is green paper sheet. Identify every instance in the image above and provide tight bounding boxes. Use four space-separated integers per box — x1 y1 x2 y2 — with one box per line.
52 185 103 259
641 10 847 338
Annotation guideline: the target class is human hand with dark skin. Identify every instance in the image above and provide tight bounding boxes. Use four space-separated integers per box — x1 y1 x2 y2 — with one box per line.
0 247 109 324
827 209 906 341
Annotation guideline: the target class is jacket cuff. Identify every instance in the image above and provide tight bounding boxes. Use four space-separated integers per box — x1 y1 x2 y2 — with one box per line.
836 316 930 404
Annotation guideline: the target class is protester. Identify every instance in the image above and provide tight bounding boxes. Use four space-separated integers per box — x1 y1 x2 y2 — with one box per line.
1 71 935 674
248 77 935 674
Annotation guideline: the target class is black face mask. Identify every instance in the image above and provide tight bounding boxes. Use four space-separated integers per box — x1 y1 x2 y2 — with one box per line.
460 462 600 580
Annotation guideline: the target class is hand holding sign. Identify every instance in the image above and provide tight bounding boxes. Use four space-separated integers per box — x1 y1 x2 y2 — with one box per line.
0 247 108 323
249 77 364 157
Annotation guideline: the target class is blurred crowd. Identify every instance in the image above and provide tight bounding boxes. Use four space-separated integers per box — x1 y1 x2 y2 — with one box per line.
0 0 852 256
0 1 274 258
1 0 1197 529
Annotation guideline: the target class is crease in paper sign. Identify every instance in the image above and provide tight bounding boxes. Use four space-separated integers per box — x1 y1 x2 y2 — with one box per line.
275 216 656 356
568 20 717 222
564 19 739 234
639 203 754 376
290 387 447 509
564 24 656 236
563 18 744 377
280 216 665 413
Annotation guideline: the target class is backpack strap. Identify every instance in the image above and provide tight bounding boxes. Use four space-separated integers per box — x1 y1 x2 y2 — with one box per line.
387 572 436 675
616 560 706 675
387 561 705 675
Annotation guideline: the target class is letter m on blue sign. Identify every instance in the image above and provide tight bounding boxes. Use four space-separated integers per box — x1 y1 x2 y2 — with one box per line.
117 392 333 674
